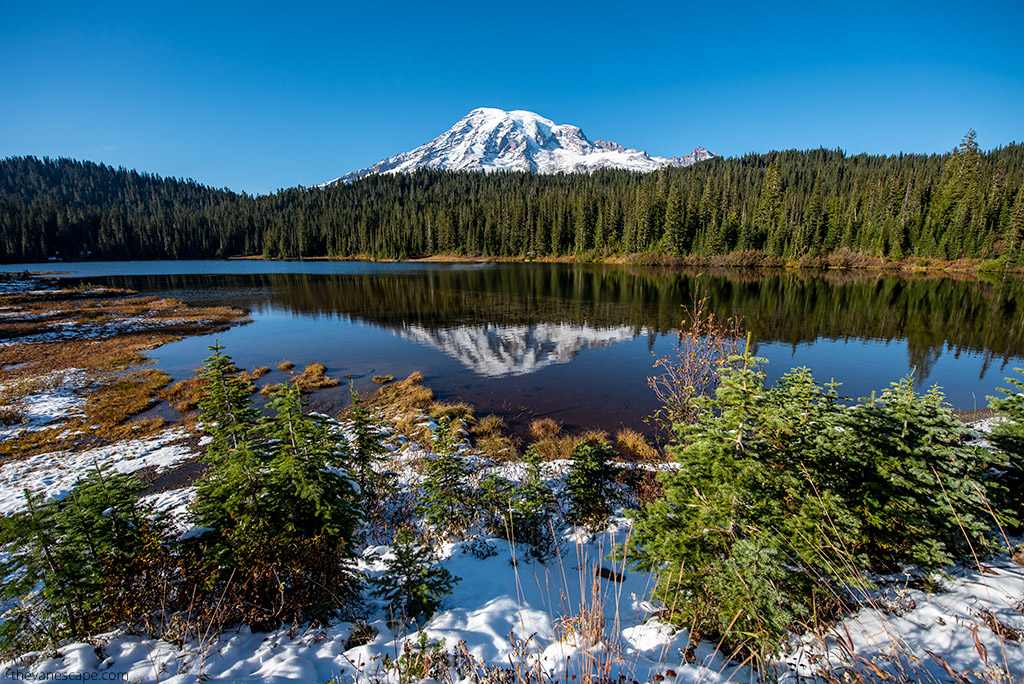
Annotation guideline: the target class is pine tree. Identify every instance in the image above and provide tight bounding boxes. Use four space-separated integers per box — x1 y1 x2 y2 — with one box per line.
416 417 472 540
371 527 459 628
988 368 1024 525
347 382 387 495
564 439 618 528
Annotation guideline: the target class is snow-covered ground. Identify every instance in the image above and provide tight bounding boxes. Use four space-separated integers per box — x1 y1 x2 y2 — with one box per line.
1 387 1022 682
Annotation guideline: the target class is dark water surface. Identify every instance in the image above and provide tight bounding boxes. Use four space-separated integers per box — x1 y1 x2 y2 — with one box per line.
7 260 1024 434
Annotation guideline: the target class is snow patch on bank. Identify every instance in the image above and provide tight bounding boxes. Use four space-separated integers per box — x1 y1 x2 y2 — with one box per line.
0 427 197 515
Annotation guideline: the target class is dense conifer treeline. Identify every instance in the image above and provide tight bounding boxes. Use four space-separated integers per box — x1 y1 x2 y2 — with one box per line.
2 132 1022 263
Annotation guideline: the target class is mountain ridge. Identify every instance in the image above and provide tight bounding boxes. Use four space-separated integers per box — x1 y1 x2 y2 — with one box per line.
322 108 713 186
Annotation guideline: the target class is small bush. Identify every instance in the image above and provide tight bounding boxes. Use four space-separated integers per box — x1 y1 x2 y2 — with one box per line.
371 528 459 629
565 439 618 528
416 417 472 540
630 347 1007 661
988 367 1024 526
0 467 172 654
479 446 556 555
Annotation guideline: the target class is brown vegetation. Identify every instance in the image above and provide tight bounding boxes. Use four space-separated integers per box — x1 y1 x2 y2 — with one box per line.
290 362 340 392
471 414 519 461
529 417 562 440
0 279 249 458
372 371 434 414
615 428 659 461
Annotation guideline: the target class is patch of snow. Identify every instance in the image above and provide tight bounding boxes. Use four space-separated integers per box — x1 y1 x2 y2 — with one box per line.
0 427 197 515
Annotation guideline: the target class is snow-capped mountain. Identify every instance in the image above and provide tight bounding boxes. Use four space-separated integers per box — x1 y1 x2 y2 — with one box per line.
322 108 713 185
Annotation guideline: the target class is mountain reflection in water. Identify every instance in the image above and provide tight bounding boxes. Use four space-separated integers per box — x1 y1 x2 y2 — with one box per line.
39 261 1024 433
396 323 637 377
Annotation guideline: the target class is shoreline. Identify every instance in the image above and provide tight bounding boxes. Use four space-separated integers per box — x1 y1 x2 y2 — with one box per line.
226 250 1023 276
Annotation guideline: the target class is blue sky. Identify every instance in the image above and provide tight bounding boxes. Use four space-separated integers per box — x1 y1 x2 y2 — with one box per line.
2 0 1021 195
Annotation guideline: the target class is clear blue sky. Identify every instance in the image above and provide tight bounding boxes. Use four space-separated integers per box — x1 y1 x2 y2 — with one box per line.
2 1 1021 195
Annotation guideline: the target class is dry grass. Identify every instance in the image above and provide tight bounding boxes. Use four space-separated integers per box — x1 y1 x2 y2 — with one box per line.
0 367 172 458
277 360 295 371
161 376 209 413
0 405 23 425
471 414 520 461
428 401 475 424
394 411 434 447
290 362 340 392
529 417 562 440
372 371 434 414
85 369 171 426
249 365 271 379
615 428 660 461
530 435 579 461
0 283 249 458
371 374 394 385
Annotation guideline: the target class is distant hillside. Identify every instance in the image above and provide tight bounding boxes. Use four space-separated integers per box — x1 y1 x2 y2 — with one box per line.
1 133 1022 263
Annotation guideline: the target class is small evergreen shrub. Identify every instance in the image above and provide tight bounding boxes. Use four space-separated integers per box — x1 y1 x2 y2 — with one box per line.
564 439 618 528
0 467 171 654
347 382 388 496
988 368 1024 525
416 417 472 540
192 345 363 629
629 347 1006 661
371 528 459 629
478 446 556 555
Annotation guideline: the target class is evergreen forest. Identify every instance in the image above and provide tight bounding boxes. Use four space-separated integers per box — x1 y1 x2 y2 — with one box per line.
2 131 1022 264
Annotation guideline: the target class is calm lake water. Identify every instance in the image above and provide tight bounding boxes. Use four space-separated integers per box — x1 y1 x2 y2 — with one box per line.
6 260 1023 435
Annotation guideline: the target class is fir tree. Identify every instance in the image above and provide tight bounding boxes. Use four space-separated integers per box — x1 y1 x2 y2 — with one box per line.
629 343 1005 660
416 417 473 540
347 382 387 495
564 439 618 528
371 527 459 628
0 466 169 653
191 348 363 628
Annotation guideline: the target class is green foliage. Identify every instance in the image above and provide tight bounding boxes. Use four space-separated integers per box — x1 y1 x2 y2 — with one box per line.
630 346 1006 661
383 632 451 682
192 346 363 628
478 446 556 554
371 528 459 629
348 382 387 495
3 138 1023 262
988 368 1024 523
564 439 618 528
0 467 170 654
416 417 473 540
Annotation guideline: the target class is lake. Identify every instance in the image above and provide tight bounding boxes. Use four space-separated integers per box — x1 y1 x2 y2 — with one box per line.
4 260 1022 436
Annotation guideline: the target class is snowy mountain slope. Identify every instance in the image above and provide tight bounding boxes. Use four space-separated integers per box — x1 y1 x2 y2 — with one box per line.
322 108 714 185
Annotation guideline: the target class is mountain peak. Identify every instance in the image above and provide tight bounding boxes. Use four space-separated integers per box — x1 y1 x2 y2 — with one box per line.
322 108 713 186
